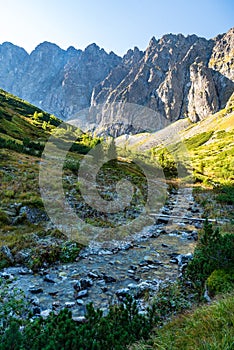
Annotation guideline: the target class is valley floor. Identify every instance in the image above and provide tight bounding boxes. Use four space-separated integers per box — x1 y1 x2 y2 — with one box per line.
1 187 201 318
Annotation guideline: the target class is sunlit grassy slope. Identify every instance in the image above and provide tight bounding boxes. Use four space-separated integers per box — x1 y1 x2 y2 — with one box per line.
0 88 60 142
118 93 234 186
131 293 234 350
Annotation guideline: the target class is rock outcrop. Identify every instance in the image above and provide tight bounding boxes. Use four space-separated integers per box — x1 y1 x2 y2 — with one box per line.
0 28 233 135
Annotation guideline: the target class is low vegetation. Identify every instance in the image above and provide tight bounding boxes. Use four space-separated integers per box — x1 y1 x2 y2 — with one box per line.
0 295 158 350
185 219 234 295
0 218 233 349
0 88 102 157
0 90 233 349
131 293 234 350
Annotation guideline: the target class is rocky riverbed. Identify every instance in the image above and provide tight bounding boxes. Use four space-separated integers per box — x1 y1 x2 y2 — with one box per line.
1 187 203 320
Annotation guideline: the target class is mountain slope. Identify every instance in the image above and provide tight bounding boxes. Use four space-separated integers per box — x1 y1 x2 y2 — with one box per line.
0 88 60 143
116 92 234 150
116 93 234 190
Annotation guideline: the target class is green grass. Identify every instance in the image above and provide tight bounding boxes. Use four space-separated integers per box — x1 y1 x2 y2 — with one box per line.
0 88 102 156
131 293 234 350
0 89 59 142
184 131 214 150
193 185 234 220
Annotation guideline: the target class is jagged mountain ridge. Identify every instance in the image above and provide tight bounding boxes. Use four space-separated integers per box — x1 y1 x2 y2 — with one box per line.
0 41 121 120
0 28 233 136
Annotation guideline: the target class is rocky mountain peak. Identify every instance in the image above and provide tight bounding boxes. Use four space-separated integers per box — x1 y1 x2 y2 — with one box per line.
33 41 63 52
66 45 76 52
123 47 143 65
159 32 185 44
148 36 157 48
0 41 28 57
209 27 234 80
0 42 28 92
84 43 101 54
29 41 66 65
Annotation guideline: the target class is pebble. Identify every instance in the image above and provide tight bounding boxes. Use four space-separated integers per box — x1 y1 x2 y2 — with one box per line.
72 316 87 323
48 290 59 296
59 272 67 277
30 297 40 306
52 301 60 309
169 259 178 264
148 264 157 269
28 287 43 294
143 256 155 264
65 302 76 308
40 309 52 318
44 274 56 283
76 290 88 299
19 268 32 275
32 306 41 315
80 278 93 289
88 272 99 279
0 272 14 281
103 275 117 283
116 288 130 297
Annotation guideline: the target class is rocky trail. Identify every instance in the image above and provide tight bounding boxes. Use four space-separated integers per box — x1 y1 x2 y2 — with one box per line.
1 187 203 320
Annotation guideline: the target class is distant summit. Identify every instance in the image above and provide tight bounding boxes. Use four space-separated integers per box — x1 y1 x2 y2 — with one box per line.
0 28 233 136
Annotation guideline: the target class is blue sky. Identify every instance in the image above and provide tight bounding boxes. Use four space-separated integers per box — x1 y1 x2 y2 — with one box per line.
0 0 233 56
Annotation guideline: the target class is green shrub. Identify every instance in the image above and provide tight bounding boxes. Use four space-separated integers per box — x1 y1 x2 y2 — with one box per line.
0 136 43 156
63 158 80 172
59 242 81 262
157 148 178 178
186 219 234 294
0 296 158 350
184 131 213 150
216 185 234 205
28 245 61 271
0 256 10 269
207 268 234 296
27 241 82 271
0 210 10 226
0 321 23 350
0 280 28 332
152 281 192 318
4 190 15 199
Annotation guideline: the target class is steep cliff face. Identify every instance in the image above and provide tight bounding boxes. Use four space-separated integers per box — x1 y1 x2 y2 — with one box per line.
208 28 234 109
187 63 219 122
0 42 28 92
0 41 121 119
0 28 233 136
89 29 233 133
59 44 121 119
209 28 234 80
18 42 68 114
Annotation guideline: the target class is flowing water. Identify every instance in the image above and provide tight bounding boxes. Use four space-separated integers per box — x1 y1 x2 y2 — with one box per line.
2 187 202 318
